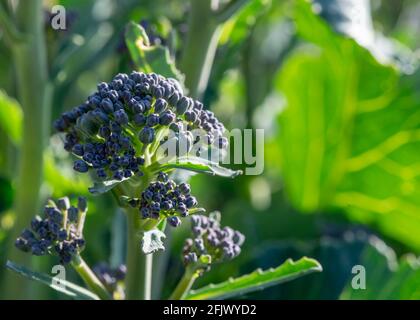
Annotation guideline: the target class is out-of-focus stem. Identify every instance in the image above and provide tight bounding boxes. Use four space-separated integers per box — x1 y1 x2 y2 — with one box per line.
180 0 221 99
2 0 50 299
169 266 199 300
180 0 249 99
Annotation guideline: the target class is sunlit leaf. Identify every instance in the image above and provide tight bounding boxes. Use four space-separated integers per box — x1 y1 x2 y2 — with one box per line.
6 260 99 300
276 0 420 250
185 257 322 300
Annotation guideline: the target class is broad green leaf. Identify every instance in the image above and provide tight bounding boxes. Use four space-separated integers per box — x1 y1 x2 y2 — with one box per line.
340 245 420 299
141 228 166 255
0 90 22 144
154 156 243 178
185 257 322 300
276 0 420 250
6 260 99 300
125 22 184 84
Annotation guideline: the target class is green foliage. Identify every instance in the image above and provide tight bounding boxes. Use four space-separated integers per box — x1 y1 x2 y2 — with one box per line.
276 0 420 250
0 176 13 213
0 90 22 145
1 0 419 301
125 22 184 83
44 150 91 197
341 247 420 300
185 257 322 300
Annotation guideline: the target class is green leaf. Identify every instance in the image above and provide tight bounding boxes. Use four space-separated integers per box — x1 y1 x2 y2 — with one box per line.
141 228 166 255
6 260 99 300
88 178 129 194
185 257 322 300
0 90 22 145
125 22 184 83
154 156 243 178
276 0 420 250
340 242 420 299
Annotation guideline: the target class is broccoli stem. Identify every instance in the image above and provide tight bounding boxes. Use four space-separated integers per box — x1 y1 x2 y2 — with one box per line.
125 206 147 299
71 255 112 300
168 265 199 300
1 0 51 299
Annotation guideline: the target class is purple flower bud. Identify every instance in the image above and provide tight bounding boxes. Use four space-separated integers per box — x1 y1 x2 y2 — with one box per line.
146 113 159 127
114 109 129 125
176 96 191 114
154 98 168 113
78 197 88 212
72 144 84 156
168 216 181 227
68 207 79 222
100 98 114 113
185 196 197 209
74 160 89 173
138 127 155 144
57 197 70 211
159 110 176 125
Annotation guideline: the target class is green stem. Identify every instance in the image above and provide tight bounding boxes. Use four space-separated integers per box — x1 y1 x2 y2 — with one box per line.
180 0 222 99
144 253 153 300
180 0 250 99
217 0 250 23
125 207 146 300
2 0 50 299
0 2 24 45
71 255 112 300
169 266 199 300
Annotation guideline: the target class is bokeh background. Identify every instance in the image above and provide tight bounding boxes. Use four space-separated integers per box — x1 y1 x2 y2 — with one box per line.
0 0 420 299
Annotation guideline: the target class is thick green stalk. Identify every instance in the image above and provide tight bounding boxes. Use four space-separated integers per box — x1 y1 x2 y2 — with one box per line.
180 0 222 99
71 255 111 300
125 207 146 299
2 0 50 299
169 266 199 300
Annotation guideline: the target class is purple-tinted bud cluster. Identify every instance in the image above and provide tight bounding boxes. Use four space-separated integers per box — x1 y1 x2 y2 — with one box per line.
54 72 227 182
128 172 198 226
93 262 126 294
15 197 87 264
182 214 245 267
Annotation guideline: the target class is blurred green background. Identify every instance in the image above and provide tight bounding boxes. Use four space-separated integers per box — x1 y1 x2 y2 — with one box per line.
0 0 420 299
